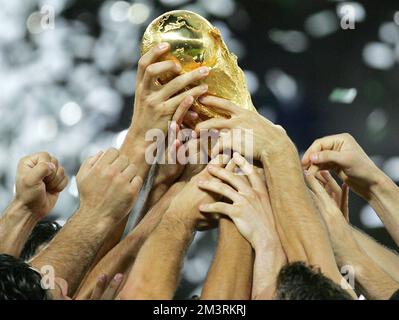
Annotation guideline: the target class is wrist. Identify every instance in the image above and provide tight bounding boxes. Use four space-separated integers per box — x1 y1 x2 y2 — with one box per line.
260 139 299 167
218 217 250 246
72 207 115 233
329 224 361 264
254 242 286 280
74 204 121 227
369 169 398 203
254 239 285 261
159 214 195 239
6 197 39 225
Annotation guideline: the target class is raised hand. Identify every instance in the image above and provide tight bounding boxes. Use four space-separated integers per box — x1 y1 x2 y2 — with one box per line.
76 148 143 223
163 154 231 230
194 96 291 160
15 152 68 219
197 152 279 249
198 152 286 298
302 133 385 199
131 43 209 139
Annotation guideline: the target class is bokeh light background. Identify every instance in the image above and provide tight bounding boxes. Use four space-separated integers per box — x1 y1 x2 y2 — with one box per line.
1 0 399 298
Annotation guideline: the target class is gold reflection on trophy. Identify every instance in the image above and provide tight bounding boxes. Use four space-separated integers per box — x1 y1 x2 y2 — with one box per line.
141 10 256 125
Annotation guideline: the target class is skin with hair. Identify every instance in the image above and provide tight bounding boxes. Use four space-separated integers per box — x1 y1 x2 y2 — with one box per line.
198 154 286 299
117 155 230 300
0 152 67 257
200 155 254 300
313 170 399 284
305 171 399 299
201 217 254 300
74 181 185 299
195 96 355 298
302 133 399 246
77 133 207 299
30 148 142 297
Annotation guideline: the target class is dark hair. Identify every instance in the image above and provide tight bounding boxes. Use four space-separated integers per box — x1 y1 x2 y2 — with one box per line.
0 253 49 300
275 261 353 300
21 220 61 261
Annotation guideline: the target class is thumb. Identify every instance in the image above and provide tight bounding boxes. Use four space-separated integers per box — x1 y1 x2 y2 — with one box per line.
25 162 56 186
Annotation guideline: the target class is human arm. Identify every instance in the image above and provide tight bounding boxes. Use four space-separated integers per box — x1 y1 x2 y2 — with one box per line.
352 228 399 284
302 133 399 246
74 181 185 299
314 170 399 285
0 152 67 257
195 96 346 291
120 43 209 180
198 153 286 299
117 155 229 299
201 218 254 300
306 172 399 299
30 148 142 296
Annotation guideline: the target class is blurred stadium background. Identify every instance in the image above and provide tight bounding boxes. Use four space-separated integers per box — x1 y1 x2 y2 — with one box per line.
1 0 399 298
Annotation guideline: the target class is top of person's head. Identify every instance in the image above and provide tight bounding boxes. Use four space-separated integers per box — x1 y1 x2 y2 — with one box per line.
0 253 49 300
20 220 62 261
275 261 353 300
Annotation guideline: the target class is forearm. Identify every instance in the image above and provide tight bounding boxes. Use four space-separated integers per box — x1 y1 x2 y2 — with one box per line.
77 215 129 293
351 226 399 283
31 210 112 295
261 144 341 283
333 226 399 299
368 172 399 246
0 199 39 257
118 215 194 300
142 183 169 215
201 217 254 300
253 242 286 299
75 183 185 299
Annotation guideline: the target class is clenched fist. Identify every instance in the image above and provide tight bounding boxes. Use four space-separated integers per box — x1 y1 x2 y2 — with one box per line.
15 152 68 219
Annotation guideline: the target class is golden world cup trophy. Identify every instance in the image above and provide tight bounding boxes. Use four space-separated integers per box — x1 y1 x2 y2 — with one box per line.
141 10 257 126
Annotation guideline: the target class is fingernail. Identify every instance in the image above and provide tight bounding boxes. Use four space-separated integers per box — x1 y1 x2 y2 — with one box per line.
199 205 206 211
310 154 318 162
304 169 310 176
188 111 198 119
175 63 182 72
98 274 107 282
48 162 56 170
114 273 123 282
158 42 169 50
208 165 215 171
185 95 194 104
198 180 205 186
199 67 209 75
199 96 206 103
